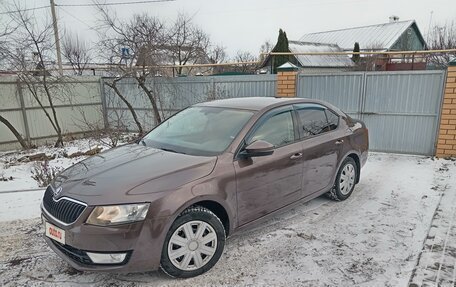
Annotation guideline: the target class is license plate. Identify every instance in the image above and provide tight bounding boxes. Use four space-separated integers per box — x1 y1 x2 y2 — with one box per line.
45 221 65 245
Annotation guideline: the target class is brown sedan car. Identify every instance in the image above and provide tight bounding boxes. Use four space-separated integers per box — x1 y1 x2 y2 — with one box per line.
41 97 368 278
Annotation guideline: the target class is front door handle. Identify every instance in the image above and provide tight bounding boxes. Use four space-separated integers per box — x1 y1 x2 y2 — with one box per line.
335 140 344 145
290 153 303 160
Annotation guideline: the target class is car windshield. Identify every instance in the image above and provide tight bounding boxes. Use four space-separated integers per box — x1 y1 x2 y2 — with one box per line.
142 106 254 156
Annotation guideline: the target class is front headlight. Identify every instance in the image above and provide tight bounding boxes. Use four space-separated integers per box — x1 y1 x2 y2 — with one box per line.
86 203 150 226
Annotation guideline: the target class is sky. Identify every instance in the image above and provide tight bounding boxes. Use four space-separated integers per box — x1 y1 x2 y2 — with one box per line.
3 0 456 58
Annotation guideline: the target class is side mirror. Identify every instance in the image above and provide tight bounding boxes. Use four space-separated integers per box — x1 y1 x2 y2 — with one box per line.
240 140 274 157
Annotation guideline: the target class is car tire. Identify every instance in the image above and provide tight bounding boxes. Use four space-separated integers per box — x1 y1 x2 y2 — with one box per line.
327 157 358 201
160 206 226 278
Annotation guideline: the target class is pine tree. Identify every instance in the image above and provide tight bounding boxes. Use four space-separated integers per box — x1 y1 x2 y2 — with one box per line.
352 42 360 63
271 29 291 73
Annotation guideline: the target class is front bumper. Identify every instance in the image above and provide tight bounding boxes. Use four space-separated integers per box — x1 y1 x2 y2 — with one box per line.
41 206 171 273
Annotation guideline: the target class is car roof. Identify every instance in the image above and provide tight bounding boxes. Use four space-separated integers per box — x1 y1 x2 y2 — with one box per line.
195 97 311 111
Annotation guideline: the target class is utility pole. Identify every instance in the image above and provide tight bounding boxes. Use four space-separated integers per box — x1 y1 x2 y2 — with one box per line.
50 0 63 75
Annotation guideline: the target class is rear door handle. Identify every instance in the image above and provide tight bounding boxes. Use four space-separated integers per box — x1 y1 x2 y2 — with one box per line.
335 140 344 145
290 153 303 160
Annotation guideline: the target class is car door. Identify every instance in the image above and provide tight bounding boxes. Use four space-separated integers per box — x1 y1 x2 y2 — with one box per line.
294 104 344 197
234 106 304 226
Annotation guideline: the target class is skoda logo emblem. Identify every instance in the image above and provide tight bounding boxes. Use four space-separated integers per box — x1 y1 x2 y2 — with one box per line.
53 186 63 198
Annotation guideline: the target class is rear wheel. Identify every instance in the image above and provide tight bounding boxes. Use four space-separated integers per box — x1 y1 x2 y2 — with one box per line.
160 206 226 278
327 157 358 201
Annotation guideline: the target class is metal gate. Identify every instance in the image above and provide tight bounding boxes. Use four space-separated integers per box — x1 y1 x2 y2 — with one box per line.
296 70 446 155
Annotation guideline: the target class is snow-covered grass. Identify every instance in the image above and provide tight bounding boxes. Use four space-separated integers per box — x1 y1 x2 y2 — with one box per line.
0 135 136 222
0 135 136 192
0 152 455 286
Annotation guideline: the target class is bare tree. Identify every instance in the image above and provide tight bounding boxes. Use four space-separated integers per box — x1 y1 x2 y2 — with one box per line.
427 22 456 68
207 44 227 74
232 51 258 74
104 77 144 135
96 7 217 126
0 4 17 69
4 1 64 147
96 5 166 125
168 13 210 76
0 115 29 149
259 40 273 62
0 3 30 149
74 105 128 149
209 45 227 64
62 33 92 75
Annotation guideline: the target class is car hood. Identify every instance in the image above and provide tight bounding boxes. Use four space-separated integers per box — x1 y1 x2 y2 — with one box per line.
53 144 217 200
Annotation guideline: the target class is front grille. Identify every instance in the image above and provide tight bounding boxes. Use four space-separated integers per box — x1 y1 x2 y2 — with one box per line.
51 239 132 266
43 186 86 224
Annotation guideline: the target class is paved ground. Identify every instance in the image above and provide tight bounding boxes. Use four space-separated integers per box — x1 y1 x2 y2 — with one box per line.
0 153 455 286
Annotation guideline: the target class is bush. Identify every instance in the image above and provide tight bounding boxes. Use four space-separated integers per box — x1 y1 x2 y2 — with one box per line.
31 160 63 187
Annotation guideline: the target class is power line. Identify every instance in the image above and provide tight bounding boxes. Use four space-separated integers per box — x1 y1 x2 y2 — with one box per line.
0 5 50 15
55 0 176 7
58 6 98 32
0 0 174 15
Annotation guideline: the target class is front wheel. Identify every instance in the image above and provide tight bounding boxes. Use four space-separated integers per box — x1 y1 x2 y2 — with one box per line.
160 206 226 278
327 157 358 201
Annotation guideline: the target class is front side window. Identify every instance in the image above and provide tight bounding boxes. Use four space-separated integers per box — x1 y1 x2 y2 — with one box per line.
248 111 294 147
296 107 329 137
142 106 254 156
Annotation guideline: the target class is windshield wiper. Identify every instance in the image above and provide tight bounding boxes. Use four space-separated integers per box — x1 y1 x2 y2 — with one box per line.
160 147 185 154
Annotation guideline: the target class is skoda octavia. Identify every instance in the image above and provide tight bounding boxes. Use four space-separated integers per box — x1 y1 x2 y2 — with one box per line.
41 97 368 278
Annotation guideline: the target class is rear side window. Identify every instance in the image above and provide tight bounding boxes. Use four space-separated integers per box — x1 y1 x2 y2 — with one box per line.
325 110 339 131
296 108 328 137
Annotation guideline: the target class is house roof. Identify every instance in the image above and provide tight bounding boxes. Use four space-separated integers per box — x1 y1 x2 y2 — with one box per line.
288 41 354 67
299 20 420 51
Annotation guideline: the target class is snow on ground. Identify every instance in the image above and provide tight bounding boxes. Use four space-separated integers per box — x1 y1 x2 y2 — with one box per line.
0 135 135 222
409 160 456 286
0 190 45 222
0 135 135 192
0 152 455 286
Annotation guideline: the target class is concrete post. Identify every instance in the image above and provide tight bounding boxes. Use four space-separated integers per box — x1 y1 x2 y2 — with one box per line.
99 78 109 130
16 80 31 146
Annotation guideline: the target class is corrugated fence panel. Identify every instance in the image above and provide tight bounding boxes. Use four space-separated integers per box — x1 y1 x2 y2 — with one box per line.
296 73 363 117
0 78 26 146
21 78 102 108
22 78 103 140
0 76 103 150
363 71 445 155
296 70 445 155
0 110 26 143
104 74 277 131
0 78 21 109
2 71 444 155
214 75 277 98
